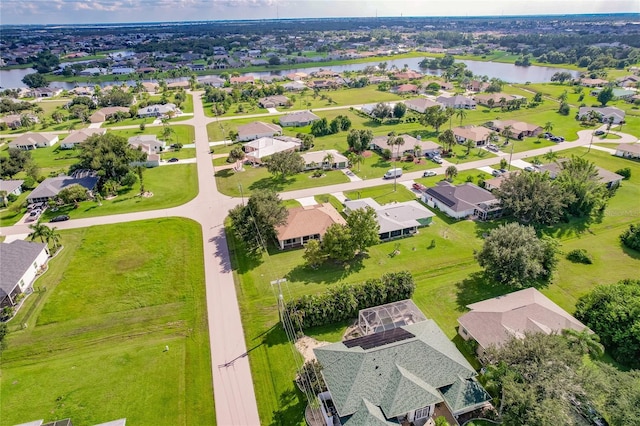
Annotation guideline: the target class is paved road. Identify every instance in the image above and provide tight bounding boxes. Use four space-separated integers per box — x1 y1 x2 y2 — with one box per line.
2 93 639 425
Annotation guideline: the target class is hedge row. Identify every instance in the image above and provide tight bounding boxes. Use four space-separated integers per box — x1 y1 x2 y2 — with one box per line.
285 271 415 329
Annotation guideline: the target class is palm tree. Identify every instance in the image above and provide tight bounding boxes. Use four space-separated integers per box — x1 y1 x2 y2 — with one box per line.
455 108 468 126
438 129 456 154
388 136 405 191
28 220 48 243
464 139 476 156
414 144 422 159
502 125 515 170
136 166 146 195
445 165 458 181
44 226 62 250
323 152 335 170
543 121 553 133
558 90 568 103
562 329 604 358
543 149 558 162
161 123 175 143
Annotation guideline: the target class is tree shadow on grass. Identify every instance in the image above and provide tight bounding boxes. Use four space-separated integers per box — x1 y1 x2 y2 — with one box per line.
285 254 366 285
249 176 293 193
222 226 264 274
620 243 640 260
270 387 307 426
455 271 515 312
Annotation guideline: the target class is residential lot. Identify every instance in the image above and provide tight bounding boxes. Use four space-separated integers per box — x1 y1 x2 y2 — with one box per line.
230 148 640 424
0 218 215 426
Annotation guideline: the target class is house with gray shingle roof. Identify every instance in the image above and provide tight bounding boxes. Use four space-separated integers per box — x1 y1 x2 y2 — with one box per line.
279 110 320 127
0 179 24 197
0 240 49 307
314 314 491 425
9 133 59 150
344 198 434 241
422 181 501 220
28 172 99 204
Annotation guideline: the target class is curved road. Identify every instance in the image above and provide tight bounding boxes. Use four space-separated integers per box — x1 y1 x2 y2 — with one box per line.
1 93 638 426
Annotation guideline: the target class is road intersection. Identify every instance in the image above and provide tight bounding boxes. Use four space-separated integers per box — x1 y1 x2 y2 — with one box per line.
1 92 637 425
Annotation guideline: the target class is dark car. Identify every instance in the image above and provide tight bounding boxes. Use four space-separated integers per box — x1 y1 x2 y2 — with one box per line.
492 170 503 177
594 130 605 136
50 215 70 223
167 157 179 163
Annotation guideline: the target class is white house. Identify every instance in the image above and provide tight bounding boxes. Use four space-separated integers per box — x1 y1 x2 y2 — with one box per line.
436 94 476 109
243 136 300 164
615 143 640 159
9 133 59 150
404 98 442 113
0 179 24 197
279 110 320 127
137 103 180 118
0 240 49 308
577 106 626 124
128 135 166 153
237 121 283 142
60 128 107 149
300 149 348 170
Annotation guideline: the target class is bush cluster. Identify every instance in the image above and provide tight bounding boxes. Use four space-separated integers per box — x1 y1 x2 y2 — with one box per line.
285 271 415 329
566 248 593 264
620 223 640 251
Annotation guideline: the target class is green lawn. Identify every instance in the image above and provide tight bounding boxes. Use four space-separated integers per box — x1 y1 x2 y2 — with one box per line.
1 218 215 426
0 191 30 227
214 166 349 197
160 148 196 160
109 124 195 145
503 137 557 154
0 143 78 171
39 164 198 221
415 169 493 187
232 148 640 425
344 184 416 204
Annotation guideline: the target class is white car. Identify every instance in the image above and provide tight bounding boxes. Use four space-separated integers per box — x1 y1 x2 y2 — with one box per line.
432 156 443 164
423 170 437 177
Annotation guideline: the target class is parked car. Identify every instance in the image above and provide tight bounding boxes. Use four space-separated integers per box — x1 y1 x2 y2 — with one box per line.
167 157 179 163
486 144 499 152
50 215 70 223
432 156 443 164
543 132 553 139
492 169 503 177
499 169 508 174
524 166 536 172
594 130 605 136
25 210 42 222
412 183 426 192
423 170 437 177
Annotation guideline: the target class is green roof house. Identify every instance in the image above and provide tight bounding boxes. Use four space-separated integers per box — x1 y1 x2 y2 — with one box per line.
314 311 491 426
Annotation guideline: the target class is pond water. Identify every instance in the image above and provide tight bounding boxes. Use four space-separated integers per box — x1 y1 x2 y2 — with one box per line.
0 57 579 90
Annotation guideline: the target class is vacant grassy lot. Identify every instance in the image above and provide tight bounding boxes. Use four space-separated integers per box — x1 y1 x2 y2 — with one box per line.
0 143 79 177
344 184 416 204
109 124 195 145
1 219 215 426
214 165 349 197
39 164 198 221
231 148 640 425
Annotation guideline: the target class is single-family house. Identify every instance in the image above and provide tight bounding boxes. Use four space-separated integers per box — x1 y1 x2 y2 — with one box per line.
279 110 320 127
452 126 493 147
615 143 640 159
436 95 476 110
275 203 346 249
112 67 135 75
473 93 519 107
283 81 307 91
9 133 59 150
28 171 99 204
580 78 608 87
536 161 624 189
167 81 190 90
141 82 159 93
395 84 419 94
70 86 94 96
577 106 625 124
616 75 640 88
0 114 26 130
392 70 423 80
344 198 435 240
137 103 180 118
486 120 542 139
590 87 635 100
90 107 130 123
0 240 49 308
301 149 348 170
483 171 518 191
230 76 255 85
466 80 490 92
307 79 339 89
198 76 226 87
458 287 589 356
29 87 63 98
237 121 282 142
423 181 502 220
128 135 166 153
404 98 442 114
0 179 24 197
286 72 308 81
315 302 492 426
243 136 301 164
258 95 289 108
60 128 107 149
370 134 440 159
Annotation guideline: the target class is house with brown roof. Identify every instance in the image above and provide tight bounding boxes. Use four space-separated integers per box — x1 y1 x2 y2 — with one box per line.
275 203 346 249
452 126 493 147
89 107 130 123
422 181 502 220
458 287 589 355
466 80 490 92
237 121 283 142
258 95 290 108
615 143 640 159
404 98 442 114
536 161 624 189
392 70 423 80
230 76 255 85
473 93 519 107
0 114 29 130
395 84 419 95
9 133 59 150
580 78 609 87
60 128 107 149
486 120 542 139
370 134 440 159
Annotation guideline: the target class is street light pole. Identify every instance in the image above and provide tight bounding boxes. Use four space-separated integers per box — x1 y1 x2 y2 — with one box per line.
508 141 515 171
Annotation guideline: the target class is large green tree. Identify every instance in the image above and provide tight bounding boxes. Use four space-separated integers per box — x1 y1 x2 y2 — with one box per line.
21 73 49 89
265 151 305 179
475 223 558 288
228 191 288 255
421 105 449 132
497 171 573 226
75 133 146 187
597 86 614 106
556 156 610 218
574 279 640 369
0 148 32 178
345 206 380 254
321 224 355 262
346 129 373 153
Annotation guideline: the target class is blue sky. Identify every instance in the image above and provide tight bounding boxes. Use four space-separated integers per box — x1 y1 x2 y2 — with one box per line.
1 0 638 25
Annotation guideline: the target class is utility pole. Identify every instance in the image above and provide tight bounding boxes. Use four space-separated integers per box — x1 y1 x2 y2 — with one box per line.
270 278 287 322
239 184 245 206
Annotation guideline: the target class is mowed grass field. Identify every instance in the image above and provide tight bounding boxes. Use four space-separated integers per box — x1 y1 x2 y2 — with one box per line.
1 218 215 426
230 149 640 425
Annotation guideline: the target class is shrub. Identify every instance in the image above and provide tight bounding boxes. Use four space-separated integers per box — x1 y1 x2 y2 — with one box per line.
286 271 415 329
616 168 631 180
381 149 392 160
620 223 640 251
566 248 593 264
295 360 326 395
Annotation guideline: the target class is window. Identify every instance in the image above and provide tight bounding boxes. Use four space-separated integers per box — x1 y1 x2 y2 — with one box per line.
415 405 431 419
